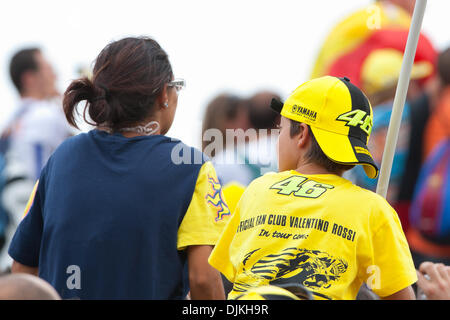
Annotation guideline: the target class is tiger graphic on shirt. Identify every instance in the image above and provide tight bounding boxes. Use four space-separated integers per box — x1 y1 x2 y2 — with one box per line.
233 247 348 300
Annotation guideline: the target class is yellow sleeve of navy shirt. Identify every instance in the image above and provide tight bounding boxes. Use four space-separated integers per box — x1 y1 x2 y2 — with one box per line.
177 161 231 250
23 180 39 218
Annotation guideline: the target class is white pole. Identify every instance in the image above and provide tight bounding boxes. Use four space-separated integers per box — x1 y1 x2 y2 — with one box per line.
376 0 428 198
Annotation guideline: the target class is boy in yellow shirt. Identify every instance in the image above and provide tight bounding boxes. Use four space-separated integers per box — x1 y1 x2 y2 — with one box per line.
208 76 417 300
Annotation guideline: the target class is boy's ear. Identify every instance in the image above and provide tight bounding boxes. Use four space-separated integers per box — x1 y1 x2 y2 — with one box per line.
296 123 310 149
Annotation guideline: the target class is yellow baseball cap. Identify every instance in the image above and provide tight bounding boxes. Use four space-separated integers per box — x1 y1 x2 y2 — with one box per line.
271 76 379 179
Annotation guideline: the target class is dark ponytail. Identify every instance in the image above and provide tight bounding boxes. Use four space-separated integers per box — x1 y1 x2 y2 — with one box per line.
63 37 173 131
63 77 102 128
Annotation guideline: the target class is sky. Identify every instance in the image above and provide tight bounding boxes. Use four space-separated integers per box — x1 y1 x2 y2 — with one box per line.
0 0 449 149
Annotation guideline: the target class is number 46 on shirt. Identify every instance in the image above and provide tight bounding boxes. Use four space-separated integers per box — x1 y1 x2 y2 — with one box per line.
270 176 334 199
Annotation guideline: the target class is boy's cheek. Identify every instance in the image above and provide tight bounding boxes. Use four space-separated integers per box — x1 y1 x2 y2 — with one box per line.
276 135 281 167
277 135 287 171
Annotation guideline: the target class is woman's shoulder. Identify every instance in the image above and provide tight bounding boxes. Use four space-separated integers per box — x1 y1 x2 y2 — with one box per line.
51 131 210 170
55 130 93 149
164 137 209 166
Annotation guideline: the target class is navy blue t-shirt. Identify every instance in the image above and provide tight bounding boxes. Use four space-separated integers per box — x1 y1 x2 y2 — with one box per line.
8 130 211 299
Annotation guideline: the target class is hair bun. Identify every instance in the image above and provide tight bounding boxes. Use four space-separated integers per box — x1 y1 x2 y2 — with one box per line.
63 37 173 132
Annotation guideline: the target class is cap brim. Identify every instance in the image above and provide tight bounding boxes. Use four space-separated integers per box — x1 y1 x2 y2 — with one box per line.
270 98 284 113
310 126 379 179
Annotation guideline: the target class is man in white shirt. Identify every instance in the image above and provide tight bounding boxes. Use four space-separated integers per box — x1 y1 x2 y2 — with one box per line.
0 48 72 270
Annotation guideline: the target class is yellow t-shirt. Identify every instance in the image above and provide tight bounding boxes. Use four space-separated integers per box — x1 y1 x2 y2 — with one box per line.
209 170 417 300
177 161 231 249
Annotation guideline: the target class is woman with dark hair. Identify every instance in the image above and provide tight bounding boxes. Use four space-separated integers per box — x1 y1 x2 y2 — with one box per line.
7 37 228 300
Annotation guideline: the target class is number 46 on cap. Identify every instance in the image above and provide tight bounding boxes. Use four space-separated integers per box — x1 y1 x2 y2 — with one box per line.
337 110 373 135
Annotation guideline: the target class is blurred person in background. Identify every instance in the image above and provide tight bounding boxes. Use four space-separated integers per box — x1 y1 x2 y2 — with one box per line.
246 91 281 176
423 47 450 160
311 0 437 111
204 91 280 214
209 91 280 186
0 47 72 272
201 93 250 159
325 28 437 97
407 47 450 267
8 37 227 300
311 0 415 79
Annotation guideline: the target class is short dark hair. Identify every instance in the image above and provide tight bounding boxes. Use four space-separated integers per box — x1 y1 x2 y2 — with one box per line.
63 37 173 131
247 91 281 130
290 119 355 174
201 94 245 154
9 48 40 94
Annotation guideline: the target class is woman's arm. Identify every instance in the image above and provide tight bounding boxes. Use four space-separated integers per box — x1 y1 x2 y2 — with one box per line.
11 260 38 277
187 245 225 300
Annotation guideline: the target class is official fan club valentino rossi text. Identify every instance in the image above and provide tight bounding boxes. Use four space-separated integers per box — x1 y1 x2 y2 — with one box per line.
236 175 357 243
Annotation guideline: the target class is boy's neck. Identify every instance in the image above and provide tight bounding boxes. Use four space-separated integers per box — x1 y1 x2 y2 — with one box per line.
294 162 341 176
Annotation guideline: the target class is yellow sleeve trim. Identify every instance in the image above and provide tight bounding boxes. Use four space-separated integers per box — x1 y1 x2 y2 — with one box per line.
22 180 39 218
177 161 230 250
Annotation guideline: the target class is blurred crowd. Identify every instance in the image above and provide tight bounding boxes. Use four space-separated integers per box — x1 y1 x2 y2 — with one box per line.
0 0 449 300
